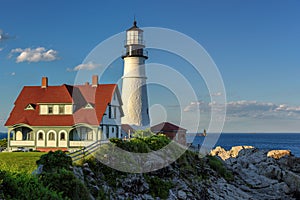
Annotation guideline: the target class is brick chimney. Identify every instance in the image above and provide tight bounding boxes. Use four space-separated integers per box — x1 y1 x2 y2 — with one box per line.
92 75 98 87
41 77 48 88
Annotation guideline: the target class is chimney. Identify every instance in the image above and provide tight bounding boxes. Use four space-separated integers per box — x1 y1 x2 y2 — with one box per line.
41 77 48 88
92 75 98 87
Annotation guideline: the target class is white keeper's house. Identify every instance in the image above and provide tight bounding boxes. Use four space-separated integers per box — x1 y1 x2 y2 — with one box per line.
5 75 123 152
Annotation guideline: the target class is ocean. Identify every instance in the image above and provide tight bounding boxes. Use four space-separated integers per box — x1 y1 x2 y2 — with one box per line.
187 133 300 157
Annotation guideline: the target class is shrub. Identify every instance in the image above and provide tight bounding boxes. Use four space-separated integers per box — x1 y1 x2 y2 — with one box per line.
36 150 72 173
145 175 173 199
0 170 63 200
0 138 7 148
132 129 154 138
207 156 233 181
109 133 171 153
36 150 90 200
39 168 90 200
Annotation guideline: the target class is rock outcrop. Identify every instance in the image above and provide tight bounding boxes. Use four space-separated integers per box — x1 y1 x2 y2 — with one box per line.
210 146 254 160
72 146 300 199
210 146 300 200
267 149 291 159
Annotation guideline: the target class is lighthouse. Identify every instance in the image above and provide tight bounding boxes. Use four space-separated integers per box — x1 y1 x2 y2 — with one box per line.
121 21 150 127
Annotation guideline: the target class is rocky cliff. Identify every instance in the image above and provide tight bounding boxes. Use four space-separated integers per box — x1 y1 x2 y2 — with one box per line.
210 146 300 200
74 146 300 200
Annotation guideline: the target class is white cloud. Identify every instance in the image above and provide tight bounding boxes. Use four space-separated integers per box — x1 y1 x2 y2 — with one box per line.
183 101 209 112
72 62 100 71
11 72 16 76
10 47 59 63
184 100 300 120
211 92 223 96
0 47 3 51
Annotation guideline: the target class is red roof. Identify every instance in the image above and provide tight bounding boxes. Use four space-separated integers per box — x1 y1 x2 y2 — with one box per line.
151 122 187 133
5 83 119 127
121 124 135 134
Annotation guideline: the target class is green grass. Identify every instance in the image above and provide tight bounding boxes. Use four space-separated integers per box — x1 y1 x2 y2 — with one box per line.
0 152 46 174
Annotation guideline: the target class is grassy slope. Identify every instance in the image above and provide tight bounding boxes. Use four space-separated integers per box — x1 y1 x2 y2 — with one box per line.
0 152 45 174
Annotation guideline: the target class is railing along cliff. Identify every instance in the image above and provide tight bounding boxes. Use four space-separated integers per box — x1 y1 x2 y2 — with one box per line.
68 140 109 162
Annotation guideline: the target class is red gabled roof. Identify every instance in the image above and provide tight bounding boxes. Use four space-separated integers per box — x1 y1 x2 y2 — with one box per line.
150 122 187 133
5 83 118 127
121 124 135 134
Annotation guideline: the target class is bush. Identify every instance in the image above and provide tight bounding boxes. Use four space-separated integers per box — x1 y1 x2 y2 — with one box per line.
132 129 154 138
109 134 171 153
36 150 72 173
0 170 63 200
36 150 90 200
0 138 7 148
207 156 233 181
39 168 90 200
145 175 173 199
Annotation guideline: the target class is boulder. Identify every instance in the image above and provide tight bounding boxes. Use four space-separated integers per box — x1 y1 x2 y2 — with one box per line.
210 146 254 161
267 150 291 159
177 190 187 200
229 146 254 158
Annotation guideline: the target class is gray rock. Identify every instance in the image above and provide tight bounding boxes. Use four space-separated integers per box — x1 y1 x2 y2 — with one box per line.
142 194 154 200
209 146 300 199
73 166 84 183
177 190 187 200
282 171 300 192
32 164 43 175
121 174 149 194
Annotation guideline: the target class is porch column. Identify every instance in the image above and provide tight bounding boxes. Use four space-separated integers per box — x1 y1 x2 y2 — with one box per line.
7 128 11 150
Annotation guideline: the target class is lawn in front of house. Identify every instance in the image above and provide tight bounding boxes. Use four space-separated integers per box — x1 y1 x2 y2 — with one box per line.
0 152 46 174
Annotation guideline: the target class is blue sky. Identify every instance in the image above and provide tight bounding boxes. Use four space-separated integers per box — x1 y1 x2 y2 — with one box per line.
1 1 300 132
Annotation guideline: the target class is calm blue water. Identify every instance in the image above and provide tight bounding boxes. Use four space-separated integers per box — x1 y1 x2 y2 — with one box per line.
187 133 300 157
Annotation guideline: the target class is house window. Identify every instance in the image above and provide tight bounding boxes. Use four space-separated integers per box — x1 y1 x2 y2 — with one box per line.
38 132 43 140
84 103 94 109
87 131 93 141
108 105 116 119
27 132 33 140
25 104 35 110
60 133 65 140
48 105 53 114
106 126 109 139
48 132 55 141
116 127 119 138
59 105 64 114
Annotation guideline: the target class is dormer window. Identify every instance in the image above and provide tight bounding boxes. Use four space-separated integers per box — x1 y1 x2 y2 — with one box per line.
84 103 94 109
40 104 72 115
59 105 64 114
25 104 35 110
48 105 53 114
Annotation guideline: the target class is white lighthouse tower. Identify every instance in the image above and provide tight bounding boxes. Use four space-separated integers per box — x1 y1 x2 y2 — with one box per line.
121 21 150 127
